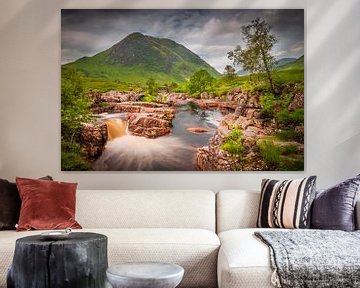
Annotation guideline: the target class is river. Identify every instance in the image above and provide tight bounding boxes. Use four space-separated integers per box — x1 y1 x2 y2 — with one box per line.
94 104 225 171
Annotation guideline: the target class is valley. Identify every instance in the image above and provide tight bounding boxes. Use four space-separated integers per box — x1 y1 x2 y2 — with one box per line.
61 32 304 171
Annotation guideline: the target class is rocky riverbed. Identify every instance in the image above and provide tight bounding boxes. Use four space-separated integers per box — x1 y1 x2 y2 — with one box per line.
80 85 304 171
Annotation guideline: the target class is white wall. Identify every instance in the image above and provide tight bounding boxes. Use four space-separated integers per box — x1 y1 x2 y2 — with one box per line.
0 0 359 191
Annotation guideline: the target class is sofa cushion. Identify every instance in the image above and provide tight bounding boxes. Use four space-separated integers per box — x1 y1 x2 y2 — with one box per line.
0 176 52 230
0 228 220 288
0 179 20 230
16 177 81 231
76 190 216 231
311 174 360 231
218 228 277 288
216 190 260 233
257 177 317 229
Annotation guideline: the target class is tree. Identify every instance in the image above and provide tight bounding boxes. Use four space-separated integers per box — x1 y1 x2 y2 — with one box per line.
228 17 277 93
188 69 214 94
223 65 236 82
61 68 92 142
146 78 157 96
224 65 236 77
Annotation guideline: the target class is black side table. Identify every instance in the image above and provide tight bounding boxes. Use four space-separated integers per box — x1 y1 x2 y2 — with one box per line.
7 232 108 288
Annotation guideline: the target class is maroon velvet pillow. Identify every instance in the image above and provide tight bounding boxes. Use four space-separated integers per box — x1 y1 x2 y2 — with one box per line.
16 177 82 231
0 176 53 230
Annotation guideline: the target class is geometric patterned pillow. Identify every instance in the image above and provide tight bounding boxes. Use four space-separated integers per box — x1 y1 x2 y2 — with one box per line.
257 176 317 229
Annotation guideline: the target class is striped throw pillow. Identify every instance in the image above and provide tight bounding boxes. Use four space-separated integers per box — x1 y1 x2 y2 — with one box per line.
257 176 317 229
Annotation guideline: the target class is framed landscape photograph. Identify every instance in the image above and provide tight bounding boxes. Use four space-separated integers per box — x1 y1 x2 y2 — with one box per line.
61 9 304 171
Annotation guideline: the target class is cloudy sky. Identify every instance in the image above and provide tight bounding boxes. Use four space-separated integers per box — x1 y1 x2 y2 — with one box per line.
61 9 304 72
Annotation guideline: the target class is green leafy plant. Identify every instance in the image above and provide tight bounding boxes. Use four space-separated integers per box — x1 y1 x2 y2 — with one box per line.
61 68 93 142
61 68 93 170
259 93 276 118
221 128 244 156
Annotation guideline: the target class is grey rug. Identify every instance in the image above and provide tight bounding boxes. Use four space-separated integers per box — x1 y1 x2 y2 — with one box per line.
255 230 360 288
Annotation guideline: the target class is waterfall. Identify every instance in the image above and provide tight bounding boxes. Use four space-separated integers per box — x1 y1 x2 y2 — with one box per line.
106 118 128 140
95 118 194 171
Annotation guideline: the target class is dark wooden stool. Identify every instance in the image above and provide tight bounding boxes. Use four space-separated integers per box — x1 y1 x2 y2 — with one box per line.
7 232 108 288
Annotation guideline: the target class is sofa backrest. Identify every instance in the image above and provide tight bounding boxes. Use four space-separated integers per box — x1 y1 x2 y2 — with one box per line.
216 190 260 233
217 190 360 233
76 190 216 231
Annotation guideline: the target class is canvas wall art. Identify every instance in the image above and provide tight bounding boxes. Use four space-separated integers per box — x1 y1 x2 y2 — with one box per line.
61 9 304 171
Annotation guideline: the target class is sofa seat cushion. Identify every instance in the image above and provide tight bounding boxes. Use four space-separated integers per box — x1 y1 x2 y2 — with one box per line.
218 228 281 288
0 228 219 288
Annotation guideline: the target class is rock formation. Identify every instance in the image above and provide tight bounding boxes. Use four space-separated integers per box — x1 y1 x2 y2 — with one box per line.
79 123 107 160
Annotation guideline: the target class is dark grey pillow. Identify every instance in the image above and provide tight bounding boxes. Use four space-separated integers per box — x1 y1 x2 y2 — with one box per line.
0 176 53 230
311 174 360 231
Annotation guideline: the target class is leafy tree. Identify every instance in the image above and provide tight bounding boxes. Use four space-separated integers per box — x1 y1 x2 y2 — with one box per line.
61 68 93 170
188 69 214 94
146 77 157 96
223 65 236 83
61 68 92 142
224 65 236 77
228 17 277 93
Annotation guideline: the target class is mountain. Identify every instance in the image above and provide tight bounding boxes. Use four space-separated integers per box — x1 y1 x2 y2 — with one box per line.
274 57 296 67
62 32 220 84
236 56 303 75
277 55 304 70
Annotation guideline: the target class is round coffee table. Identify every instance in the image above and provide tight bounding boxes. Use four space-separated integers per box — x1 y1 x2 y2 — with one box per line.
106 262 184 288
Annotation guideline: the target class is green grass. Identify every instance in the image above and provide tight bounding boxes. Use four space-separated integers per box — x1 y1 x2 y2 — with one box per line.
257 139 304 171
62 53 304 98
258 140 282 167
61 140 92 171
274 129 304 142
276 108 304 126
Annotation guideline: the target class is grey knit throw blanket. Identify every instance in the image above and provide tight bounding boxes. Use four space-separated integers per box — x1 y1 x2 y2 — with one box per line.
255 230 360 288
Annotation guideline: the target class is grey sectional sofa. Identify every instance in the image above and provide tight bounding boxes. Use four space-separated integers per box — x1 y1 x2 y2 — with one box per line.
0 189 359 288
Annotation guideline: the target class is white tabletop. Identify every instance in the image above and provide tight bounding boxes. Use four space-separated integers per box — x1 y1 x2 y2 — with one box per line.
107 262 184 279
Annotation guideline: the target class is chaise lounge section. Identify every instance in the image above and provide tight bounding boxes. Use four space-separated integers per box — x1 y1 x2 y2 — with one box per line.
216 189 360 288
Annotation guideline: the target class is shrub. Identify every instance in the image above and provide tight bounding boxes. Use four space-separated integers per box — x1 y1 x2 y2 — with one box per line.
220 128 244 156
276 108 304 126
259 93 276 118
140 95 156 102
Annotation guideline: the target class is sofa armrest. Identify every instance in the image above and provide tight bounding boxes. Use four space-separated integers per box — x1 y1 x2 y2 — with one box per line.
356 200 360 230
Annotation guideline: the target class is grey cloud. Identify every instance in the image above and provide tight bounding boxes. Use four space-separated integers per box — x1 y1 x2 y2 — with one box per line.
61 9 304 70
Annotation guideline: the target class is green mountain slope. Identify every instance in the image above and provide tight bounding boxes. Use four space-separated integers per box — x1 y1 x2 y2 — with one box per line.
62 32 220 85
277 55 304 71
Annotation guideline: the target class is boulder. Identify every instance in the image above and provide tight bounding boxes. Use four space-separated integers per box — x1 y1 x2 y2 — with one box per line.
196 129 242 171
79 123 107 160
100 91 143 103
288 92 304 111
187 127 210 133
128 115 172 138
